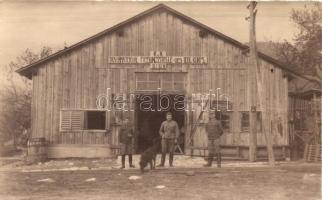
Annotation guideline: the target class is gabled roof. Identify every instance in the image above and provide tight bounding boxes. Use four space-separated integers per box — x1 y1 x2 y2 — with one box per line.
16 3 305 79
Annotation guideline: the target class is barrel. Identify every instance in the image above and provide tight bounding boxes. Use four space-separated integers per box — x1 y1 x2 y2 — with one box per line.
27 137 48 163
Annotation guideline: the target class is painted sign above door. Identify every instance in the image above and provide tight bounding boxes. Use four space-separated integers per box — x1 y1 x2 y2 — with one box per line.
107 51 207 66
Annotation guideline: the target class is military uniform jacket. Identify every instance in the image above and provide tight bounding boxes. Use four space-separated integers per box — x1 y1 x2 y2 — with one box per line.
159 120 179 139
205 120 223 140
119 126 134 145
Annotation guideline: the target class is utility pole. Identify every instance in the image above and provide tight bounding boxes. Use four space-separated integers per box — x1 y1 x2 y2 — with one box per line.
247 1 275 166
247 1 258 162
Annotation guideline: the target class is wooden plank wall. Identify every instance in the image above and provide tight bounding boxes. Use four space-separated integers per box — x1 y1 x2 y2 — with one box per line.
30 10 289 148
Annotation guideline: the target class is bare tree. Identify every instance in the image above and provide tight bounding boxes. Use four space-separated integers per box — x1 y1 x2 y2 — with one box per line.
0 47 52 148
274 3 322 85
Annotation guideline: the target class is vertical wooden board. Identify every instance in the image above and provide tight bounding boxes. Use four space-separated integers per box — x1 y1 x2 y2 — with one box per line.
52 60 60 143
50 62 55 143
62 56 69 108
35 67 41 138
280 69 287 145
40 67 47 138
143 16 149 55
45 63 53 142
137 20 143 55
147 15 154 52
91 43 98 109
268 63 274 144
212 37 218 89
31 67 38 138
232 112 239 144
84 46 90 108
284 76 289 145
69 53 76 109
80 48 85 109
281 69 287 145
223 43 229 95
131 17 137 53
35 67 42 138
102 37 107 68
78 131 83 144
87 45 93 109
82 131 87 144
191 26 197 92
243 56 248 111
128 68 135 92
202 35 208 92
173 16 180 55
160 11 167 51
74 50 81 109
79 48 84 109
275 68 281 145
57 59 64 143
167 13 173 54
232 50 238 112
88 43 94 109
155 12 161 51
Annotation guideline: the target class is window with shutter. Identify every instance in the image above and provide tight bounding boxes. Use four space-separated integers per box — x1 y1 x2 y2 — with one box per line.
60 110 82 131
71 111 82 130
60 110 71 131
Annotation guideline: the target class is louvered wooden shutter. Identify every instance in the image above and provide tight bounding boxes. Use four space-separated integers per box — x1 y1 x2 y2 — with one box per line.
60 110 71 131
60 110 83 131
71 111 82 130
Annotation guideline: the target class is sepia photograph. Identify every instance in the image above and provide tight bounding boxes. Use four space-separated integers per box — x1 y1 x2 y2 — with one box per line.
0 0 321 199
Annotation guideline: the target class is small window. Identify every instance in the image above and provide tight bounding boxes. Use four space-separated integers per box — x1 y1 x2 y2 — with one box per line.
241 112 250 132
135 72 185 91
240 112 262 132
84 111 106 130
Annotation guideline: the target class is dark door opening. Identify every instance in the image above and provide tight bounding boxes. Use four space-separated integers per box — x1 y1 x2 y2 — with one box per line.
136 94 185 153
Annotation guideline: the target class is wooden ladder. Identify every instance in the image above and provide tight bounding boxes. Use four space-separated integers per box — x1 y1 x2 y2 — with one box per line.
188 99 210 156
305 144 321 162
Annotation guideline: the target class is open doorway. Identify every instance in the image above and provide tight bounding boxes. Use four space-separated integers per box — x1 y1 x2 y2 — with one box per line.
135 94 185 153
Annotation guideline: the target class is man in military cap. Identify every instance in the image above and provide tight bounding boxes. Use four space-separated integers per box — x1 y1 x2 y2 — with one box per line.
204 111 224 167
157 112 179 167
119 117 135 169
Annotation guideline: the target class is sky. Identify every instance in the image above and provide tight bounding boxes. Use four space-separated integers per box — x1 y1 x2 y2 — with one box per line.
0 0 317 84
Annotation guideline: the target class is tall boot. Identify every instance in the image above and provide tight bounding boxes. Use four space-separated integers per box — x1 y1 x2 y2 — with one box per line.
157 153 166 167
169 153 174 167
217 153 221 168
120 155 125 169
204 154 213 167
129 154 135 168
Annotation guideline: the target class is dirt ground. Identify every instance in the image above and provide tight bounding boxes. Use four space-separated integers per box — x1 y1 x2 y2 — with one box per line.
0 160 320 200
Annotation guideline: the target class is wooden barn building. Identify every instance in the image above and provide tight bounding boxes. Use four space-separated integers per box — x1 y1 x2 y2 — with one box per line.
17 4 300 160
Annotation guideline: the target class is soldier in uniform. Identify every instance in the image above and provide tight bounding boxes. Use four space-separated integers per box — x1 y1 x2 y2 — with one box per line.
157 112 179 167
204 111 224 167
119 117 135 169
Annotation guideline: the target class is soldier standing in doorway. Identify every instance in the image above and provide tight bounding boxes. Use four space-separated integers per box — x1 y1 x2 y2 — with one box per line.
204 111 224 168
157 112 180 167
119 117 135 169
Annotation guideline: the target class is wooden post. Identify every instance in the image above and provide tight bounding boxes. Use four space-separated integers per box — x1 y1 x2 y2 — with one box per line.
249 108 257 161
248 1 257 162
248 1 275 166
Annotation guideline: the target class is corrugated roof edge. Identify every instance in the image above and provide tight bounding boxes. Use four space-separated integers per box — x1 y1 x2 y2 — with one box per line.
16 3 308 81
